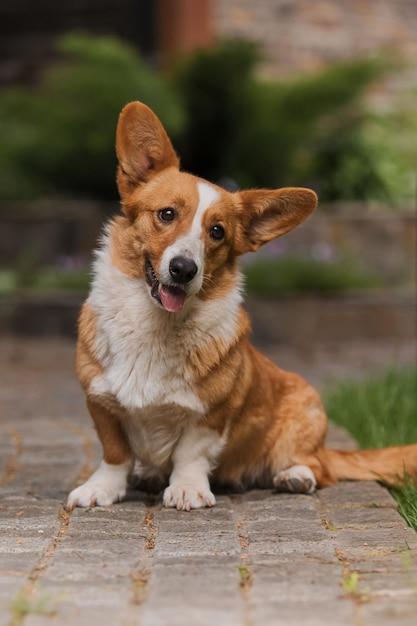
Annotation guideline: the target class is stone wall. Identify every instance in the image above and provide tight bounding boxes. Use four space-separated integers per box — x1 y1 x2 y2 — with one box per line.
214 0 417 89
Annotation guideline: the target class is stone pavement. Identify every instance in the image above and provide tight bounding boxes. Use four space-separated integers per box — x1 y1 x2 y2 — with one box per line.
1 337 417 626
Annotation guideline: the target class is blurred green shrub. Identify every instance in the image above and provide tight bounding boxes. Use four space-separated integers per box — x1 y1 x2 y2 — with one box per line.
0 33 414 205
175 40 404 202
173 40 259 186
0 33 184 201
244 256 379 296
0 266 89 294
353 91 417 205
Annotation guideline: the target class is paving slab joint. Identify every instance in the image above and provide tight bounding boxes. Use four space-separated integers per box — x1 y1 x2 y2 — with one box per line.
230 497 255 626
0 427 23 487
127 508 159 611
315 494 369 625
7 506 72 626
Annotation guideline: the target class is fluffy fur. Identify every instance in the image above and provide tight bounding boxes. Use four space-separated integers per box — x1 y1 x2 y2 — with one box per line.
67 102 417 511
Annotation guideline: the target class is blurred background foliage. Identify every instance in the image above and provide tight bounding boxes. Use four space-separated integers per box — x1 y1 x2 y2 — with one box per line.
0 33 416 206
176 40 403 201
244 256 379 297
0 33 184 202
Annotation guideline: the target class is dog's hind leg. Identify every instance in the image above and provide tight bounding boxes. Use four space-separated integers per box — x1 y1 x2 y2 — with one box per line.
267 379 335 493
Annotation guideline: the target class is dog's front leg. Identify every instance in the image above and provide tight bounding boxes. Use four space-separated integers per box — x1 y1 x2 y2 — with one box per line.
163 424 223 511
66 398 133 509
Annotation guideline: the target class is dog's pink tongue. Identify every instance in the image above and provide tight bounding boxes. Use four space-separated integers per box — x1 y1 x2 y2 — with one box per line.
159 285 186 313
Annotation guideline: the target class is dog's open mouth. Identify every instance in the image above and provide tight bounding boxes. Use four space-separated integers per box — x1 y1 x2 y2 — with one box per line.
145 258 187 313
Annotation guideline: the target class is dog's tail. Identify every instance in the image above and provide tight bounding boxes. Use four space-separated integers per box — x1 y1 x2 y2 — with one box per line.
317 444 417 486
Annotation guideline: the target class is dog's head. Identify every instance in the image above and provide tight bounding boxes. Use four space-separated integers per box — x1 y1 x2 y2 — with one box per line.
114 101 317 313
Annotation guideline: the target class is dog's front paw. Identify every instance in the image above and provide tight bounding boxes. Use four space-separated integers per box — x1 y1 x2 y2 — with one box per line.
163 483 216 511
66 461 129 510
66 481 126 509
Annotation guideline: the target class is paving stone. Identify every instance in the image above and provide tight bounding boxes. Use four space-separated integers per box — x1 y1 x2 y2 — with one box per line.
334 527 417 552
0 416 97 626
242 491 319 520
1 339 417 625
140 559 242 626
138 497 242 626
360 597 417 626
327 504 406 528
20 506 150 626
349 552 417 574
25 606 135 626
359 571 417 594
318 480 397 507
249 599 355 626
251 561 343 600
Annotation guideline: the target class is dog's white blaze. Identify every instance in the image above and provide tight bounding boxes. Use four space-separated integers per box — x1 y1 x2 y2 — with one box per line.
192 181 220 237
159 180 220 291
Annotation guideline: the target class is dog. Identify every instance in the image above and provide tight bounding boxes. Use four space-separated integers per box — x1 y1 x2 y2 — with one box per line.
67 101 417 511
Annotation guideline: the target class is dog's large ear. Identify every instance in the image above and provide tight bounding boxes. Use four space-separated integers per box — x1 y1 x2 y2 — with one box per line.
235 187 317 254
116 101 179 200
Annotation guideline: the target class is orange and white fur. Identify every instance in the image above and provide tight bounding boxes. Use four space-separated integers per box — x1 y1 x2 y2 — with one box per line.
67 102 417 511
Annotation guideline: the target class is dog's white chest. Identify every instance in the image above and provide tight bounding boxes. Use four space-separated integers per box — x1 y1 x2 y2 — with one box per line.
92 333 203 414
123 403 195 469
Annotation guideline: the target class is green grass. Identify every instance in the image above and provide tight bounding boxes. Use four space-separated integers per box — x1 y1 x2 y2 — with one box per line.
10 590 58 626
326 367 417 531
244 256 379 296
392 478 417 532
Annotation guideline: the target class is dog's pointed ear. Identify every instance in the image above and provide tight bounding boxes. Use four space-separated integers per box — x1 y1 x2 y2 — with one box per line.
116 101 179 200
235 187 317 254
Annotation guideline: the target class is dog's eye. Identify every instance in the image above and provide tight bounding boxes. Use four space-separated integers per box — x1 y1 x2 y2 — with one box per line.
158 208 177 223
209 224 225 241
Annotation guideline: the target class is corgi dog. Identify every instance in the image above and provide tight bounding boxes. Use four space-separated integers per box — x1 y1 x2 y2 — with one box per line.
67 102 417 511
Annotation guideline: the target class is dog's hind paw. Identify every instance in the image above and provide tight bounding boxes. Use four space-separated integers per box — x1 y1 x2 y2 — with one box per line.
273 465 317 494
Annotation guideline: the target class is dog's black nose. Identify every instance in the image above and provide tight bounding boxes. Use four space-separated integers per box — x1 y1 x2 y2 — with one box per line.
169 256 198 284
